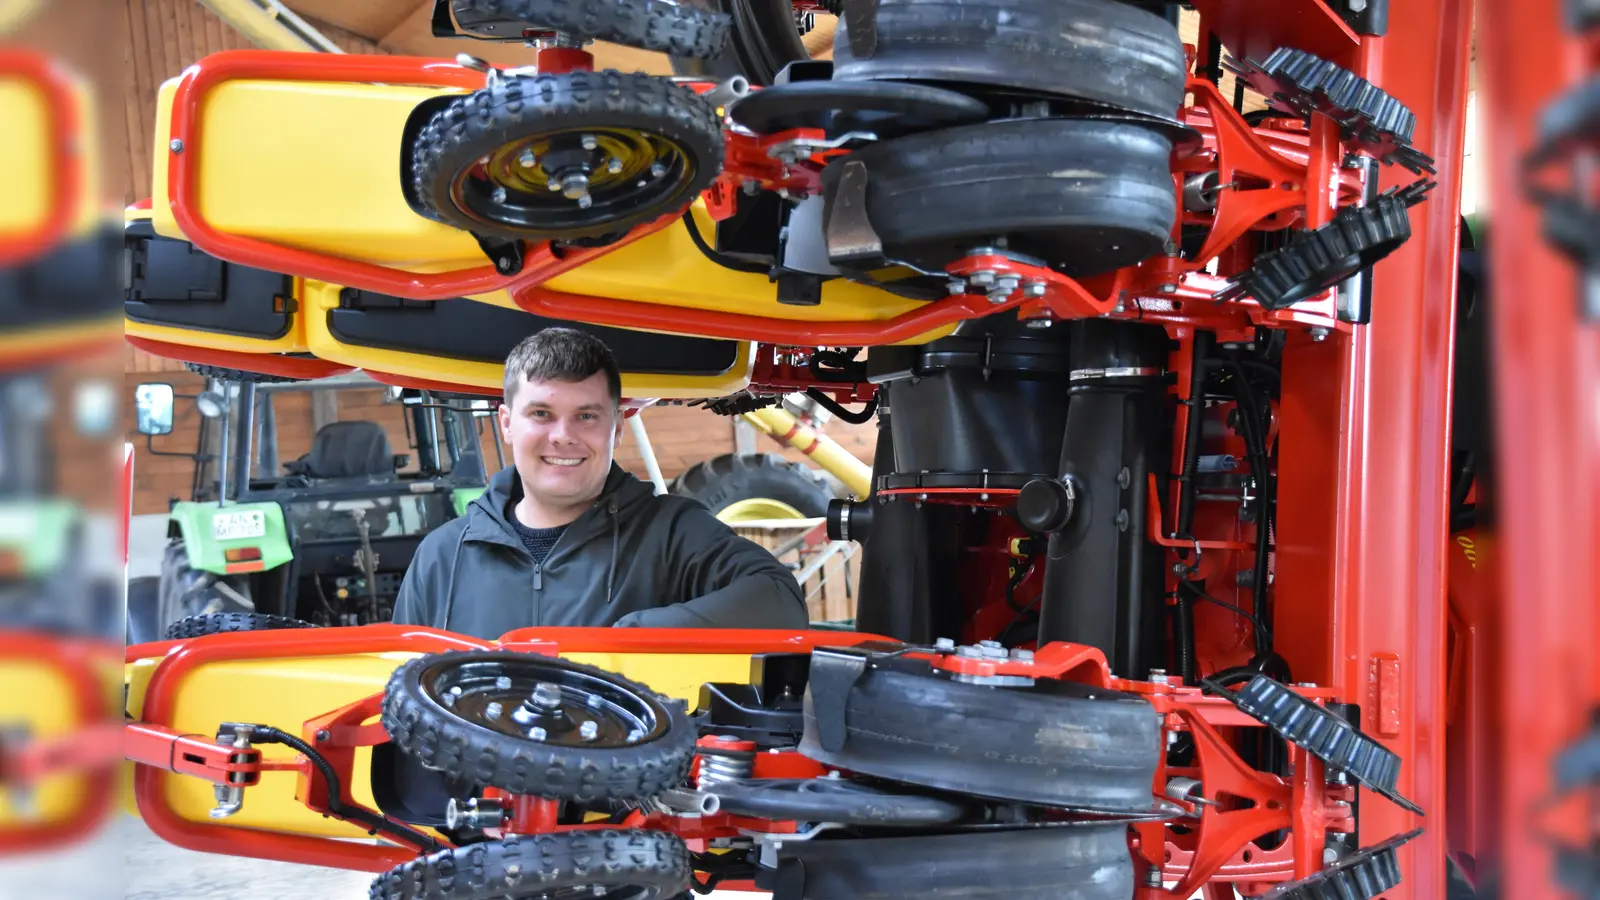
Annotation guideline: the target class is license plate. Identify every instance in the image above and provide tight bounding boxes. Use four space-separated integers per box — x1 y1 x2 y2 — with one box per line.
212 510 266 541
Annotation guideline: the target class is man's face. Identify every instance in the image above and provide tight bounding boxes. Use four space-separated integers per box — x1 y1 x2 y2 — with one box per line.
498 371 623 509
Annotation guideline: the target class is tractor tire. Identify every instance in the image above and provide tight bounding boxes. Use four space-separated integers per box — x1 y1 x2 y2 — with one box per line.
371 830 692 900
820 116 1176 276
799 656 1163 811
669 0 813 85
125 576 161 645
831 0 1187 119
157 543 254 629
183 363 302 384
451 0 730 60
382 651 698 803
164 612 317 640
410 70 724 242
670 452 832 521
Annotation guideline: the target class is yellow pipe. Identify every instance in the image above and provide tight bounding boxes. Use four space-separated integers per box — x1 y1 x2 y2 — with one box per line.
194 0 345 53
741 406 873 499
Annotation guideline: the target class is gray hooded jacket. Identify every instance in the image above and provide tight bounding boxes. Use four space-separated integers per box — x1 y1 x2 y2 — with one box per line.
391 463 810 639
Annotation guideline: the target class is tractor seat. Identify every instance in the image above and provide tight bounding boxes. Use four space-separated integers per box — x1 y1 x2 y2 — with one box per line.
286 421 399 480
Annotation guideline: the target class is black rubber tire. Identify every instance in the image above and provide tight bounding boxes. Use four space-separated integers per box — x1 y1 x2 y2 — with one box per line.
370 830 692 900
164 612 317 640
451 0 729 59
777 824 1134 900
669 452 832 518
820 117 1177 276
669 0 813 85
157 543 255 628
411 70 724 242
125 576 162 645
831 0 1186 118
382 651 697 802
184 362 301 383
799 657 1162 811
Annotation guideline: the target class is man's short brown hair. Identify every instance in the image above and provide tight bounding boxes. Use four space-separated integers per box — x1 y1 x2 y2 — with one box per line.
503 328 622 408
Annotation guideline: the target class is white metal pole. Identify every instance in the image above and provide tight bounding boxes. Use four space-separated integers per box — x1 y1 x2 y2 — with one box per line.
628 414 668 495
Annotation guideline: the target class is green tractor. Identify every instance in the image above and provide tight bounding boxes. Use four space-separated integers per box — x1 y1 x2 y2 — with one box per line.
127 373 493 642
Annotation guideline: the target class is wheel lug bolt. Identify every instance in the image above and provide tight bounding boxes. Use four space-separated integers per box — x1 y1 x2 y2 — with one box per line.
560 173 590 200
491 186 507 204
529 726 547 741
650 161 667 178
579 721 599 741
485 701 503 720
607 157 623 174
533 682 562 709
496 676 512 689
518 148 537 168
547 178 562 192
581 134 597 151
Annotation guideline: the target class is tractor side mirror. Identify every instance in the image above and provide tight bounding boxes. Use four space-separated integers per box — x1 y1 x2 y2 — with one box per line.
133 383 175 436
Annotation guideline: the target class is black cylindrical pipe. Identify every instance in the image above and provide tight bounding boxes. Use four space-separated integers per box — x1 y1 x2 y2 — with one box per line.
1175 331 1215 539
1036 320 1172 678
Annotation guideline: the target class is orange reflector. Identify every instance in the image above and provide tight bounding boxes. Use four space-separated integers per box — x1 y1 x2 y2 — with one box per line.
224 547 262 563
224 561 266 574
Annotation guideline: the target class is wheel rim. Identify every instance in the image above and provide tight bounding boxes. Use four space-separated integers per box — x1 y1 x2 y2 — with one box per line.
451 126 697 233
419 655 673 749
716 497 807 523
533 886 655 900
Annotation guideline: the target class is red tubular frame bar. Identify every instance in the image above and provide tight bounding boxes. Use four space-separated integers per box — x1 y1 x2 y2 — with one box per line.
124 335 357 380
0 50 83 267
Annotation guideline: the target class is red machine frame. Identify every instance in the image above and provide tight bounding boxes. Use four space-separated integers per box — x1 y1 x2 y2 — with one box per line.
123 0 1504 895
126 626 1369 898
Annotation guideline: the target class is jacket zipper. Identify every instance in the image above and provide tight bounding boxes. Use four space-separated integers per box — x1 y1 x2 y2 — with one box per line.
533 561 542 591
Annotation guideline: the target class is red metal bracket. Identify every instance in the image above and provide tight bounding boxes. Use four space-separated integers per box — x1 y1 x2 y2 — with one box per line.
747 345 877 405
929 641 1114 686
1162 712 1294 898
0 50 83 267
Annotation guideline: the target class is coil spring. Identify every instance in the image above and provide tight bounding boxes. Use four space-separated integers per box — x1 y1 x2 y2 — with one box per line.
698 750 753 787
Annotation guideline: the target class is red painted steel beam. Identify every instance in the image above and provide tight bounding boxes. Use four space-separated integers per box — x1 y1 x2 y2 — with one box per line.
1477 0 1600 894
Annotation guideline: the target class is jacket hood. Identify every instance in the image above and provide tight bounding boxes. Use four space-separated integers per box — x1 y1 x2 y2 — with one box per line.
464 461 656 549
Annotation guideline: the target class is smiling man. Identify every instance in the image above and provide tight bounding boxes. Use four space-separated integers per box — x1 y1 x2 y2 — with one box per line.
391 327 810 639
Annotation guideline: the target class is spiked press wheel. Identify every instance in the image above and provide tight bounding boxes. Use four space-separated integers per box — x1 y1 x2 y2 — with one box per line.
1216 181 1435 310
410 70 724 242
1226 47 1435 174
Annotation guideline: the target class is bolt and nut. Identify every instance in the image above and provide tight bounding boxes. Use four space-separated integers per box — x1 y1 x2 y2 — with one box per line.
1309 327 1331 342
1022 280 1048 298
580 134 598 150
484 701 503 720
533 682 563 709
968 270 996 288
578 720 600 741
934 637 956 652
